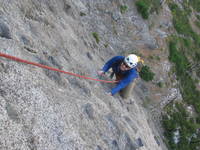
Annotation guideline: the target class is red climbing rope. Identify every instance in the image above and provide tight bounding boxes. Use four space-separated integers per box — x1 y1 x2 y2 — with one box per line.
0 52 118 83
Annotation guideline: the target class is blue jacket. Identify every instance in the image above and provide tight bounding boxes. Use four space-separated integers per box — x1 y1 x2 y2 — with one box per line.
102 56 138 95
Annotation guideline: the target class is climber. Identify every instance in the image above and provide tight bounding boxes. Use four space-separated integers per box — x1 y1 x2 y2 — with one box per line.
98 54 142 98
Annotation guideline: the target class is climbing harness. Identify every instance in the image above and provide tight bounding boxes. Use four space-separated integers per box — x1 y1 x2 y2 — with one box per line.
0 52 118 83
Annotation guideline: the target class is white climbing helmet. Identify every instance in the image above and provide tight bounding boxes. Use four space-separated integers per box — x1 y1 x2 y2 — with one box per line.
124 54 139 68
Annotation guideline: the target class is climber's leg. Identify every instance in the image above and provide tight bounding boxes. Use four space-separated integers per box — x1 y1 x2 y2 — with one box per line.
120 81 136 99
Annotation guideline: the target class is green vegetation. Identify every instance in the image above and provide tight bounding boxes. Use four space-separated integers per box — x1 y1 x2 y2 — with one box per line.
135 0 150 19
169 3 193 36
139 65 155 81
120 5 128 14
135 0 161 19
148 55 160 61
149 0 161 14
92 32 100 44
162 2 200 150
104 43 109 48
168 41 189 76
169 3 200 48
168 40 200 108
189 0 200 12
80 12 86 16
162 103 200 150
157 81 163 88
197 15 200 21
195 20 200 29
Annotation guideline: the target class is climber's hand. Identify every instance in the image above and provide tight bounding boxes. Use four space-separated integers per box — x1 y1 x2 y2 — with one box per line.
106 92 112 96
97 70 105 76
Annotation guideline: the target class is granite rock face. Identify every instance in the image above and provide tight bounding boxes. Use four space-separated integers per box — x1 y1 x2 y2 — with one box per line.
0 0 166 150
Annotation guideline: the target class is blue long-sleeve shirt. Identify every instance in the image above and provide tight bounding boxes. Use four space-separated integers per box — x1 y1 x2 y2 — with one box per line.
102 56 138 95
